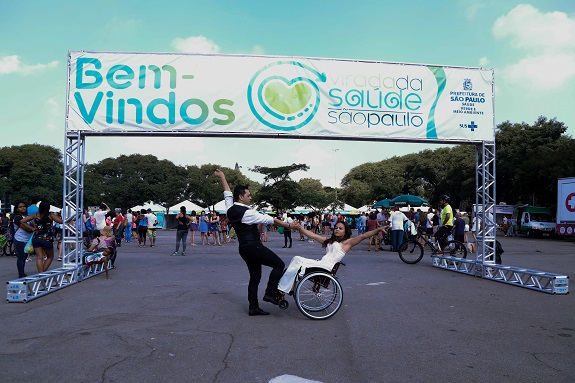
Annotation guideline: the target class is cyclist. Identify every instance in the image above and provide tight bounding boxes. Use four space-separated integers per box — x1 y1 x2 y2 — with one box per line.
434 195 453 253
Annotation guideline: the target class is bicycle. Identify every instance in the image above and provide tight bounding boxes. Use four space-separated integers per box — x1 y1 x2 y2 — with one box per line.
0 228 16 256
398 229 467 264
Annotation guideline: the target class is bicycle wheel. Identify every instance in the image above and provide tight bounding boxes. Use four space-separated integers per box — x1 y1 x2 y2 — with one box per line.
442 240 467 258
295 272 343 320
3 239 15 256
398 239 424 264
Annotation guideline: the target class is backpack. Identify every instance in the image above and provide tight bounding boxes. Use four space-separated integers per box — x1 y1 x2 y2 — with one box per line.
85 215 94 231
139 216 148 227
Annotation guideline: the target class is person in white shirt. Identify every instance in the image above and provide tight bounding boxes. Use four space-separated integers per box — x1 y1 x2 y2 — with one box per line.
93 203 110 230
389 206 408 251
145 209 158 247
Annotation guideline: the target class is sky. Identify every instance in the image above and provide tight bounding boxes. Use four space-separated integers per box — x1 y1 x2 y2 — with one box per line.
1 0 574 192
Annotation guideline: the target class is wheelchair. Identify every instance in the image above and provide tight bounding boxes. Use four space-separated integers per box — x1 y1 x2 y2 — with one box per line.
277 262 345 320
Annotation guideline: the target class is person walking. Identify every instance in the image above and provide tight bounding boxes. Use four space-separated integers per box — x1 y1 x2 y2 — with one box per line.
11 201 35 278
199 211 209 245
137 209 148 248
21 201 63 273
389 206 408 252
124 209 133 243
210 212 222 246
214 169 292 316
282 213 293 248
189 211 199 246
172 206 192 256
145 209 158 247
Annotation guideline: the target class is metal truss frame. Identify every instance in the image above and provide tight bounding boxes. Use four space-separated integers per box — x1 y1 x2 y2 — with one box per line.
430 141 568 294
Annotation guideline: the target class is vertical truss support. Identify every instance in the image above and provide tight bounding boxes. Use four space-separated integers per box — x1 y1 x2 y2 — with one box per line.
62 131 85 268
475 141 497 272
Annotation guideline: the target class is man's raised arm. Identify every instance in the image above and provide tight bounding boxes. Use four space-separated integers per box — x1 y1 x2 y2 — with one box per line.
214 169 233 210
214 169 230 192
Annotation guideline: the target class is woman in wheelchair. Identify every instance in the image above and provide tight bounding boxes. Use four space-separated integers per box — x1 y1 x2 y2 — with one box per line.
277 221 387 294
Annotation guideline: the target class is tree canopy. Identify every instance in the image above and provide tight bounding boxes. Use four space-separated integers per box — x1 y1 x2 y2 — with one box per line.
0 144 63 208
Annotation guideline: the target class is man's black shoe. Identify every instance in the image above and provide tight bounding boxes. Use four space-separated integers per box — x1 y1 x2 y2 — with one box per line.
282 246 287 248
263 294 280 305
249 308 270 316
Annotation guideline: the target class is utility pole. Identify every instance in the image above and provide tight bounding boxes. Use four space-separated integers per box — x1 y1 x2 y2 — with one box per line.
332 148 339 202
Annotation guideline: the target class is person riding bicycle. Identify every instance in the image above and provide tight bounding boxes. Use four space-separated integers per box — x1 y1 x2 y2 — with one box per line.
434 195 453 253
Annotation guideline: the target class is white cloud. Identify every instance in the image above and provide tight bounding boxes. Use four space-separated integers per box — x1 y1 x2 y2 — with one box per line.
0 55 58 75
505 53 575 90
493 4 575 51
492 4 575 89
172 36 221 54
479 56 489 67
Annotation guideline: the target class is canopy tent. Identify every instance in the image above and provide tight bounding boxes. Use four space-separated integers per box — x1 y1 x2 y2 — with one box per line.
168 200 206 214
326 203 359 215
290 206 319 215
206 199 228 214
357 204 375 213
130 201 166 213
373 198 393 208
390 194 428 207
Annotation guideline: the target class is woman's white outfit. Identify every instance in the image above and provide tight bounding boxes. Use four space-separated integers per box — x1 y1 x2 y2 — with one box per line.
278 241 346 293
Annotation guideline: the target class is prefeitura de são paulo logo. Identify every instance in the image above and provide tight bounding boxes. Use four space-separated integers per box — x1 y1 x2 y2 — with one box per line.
247 61 326 131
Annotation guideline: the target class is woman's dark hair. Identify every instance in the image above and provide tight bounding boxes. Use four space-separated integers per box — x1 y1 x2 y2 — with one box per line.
322 221 352 247
38 201 52 223
191 210 197 217
12 201 26 216
92 229 101 238
180 206 187 214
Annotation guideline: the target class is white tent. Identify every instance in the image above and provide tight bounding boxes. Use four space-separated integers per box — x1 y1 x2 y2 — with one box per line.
206 199 228 214
131 201 166 213
168 200 206 214
357 204 374 213
325 203 358 214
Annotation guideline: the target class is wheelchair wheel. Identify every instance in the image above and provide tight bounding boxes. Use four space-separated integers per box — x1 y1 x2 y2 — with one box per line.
294 272 343 320
398 239 424 264
442 240 467 258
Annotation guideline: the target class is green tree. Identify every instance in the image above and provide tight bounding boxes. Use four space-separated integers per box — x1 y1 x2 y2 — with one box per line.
251 164 309 212
185 164 251 209
0 144 63 206
297 178 331 212
84 154 187 209
496 117 575 208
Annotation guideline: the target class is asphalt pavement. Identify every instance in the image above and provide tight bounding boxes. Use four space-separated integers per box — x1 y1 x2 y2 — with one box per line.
1 230 574 383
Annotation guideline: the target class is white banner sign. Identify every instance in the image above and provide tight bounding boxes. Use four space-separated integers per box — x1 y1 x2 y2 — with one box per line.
66 51 494 142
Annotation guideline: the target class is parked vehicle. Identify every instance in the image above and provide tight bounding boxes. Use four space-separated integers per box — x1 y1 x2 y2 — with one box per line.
511 205 555 237
556 177 575 238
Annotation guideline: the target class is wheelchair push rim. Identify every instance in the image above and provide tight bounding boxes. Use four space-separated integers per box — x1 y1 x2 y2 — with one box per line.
294 272 343 320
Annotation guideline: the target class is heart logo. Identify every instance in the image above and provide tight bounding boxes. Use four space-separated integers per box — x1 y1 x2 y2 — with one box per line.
263 79 313 114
